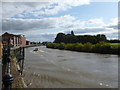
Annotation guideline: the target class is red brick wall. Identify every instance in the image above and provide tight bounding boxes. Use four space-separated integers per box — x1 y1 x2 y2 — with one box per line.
21 35 26 46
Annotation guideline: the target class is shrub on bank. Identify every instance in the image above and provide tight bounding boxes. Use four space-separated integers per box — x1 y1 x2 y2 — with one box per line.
58 43 65 50
74 43 83 52
82 42 92 52
110 45 120 55
91 42 111 54
46 42 119 55
65 43 76 51
46 43 55 48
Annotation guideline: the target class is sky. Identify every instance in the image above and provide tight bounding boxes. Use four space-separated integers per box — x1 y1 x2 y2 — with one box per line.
1 0 119 42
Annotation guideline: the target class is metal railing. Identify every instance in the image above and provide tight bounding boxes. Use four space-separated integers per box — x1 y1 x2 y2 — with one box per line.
2 46 25 89
12 47 25 75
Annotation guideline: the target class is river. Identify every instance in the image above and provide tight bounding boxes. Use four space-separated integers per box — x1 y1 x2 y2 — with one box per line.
23 46 118 88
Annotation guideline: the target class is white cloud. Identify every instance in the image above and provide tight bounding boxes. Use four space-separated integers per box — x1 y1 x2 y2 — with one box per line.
91 0 118 2
1 0 118 41
26 33 56 42
2 16 118 33
87 18 105 26
2 0 90 18
2 6 118 41
2 0 50 2
2 15 76 32
2 2 50 18
105 18 118 29
40 0 90 15
63 17 118 40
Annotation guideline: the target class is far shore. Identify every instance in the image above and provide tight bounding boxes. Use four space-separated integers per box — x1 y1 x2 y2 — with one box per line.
46 42 120 55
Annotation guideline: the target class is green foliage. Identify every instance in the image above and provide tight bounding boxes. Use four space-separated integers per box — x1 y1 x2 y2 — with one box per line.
58 43 65 50
82 42 92 52
46 43 55 48
74 43 83 51
65 43 76 51
46 42 119 55
54 32 107 44
92 41 111 53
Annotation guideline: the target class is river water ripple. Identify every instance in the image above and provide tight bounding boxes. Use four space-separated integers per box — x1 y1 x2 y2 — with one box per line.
23 46 118 88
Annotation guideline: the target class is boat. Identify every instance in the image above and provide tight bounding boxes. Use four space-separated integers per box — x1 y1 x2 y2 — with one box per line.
33 48 44 53
33 48 39 52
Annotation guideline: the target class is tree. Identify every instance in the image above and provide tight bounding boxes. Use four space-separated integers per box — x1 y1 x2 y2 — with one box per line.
71 30 74 35
54 32 107 44
54 33 65 43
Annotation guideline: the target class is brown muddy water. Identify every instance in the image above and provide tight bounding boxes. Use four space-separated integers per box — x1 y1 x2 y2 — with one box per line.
23 46 118 88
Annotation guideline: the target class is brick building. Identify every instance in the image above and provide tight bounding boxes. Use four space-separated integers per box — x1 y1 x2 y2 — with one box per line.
2 32 26 47
19 35 26 46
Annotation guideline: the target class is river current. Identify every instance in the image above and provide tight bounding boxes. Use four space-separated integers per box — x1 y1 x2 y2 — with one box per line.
23 46 118 88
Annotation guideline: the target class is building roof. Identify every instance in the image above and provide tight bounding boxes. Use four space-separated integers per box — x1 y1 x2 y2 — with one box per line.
2 32 25 37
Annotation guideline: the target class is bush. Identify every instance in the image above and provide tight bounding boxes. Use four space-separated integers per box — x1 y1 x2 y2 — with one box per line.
100 43 111 54
46 43 55 48
58 43 65 50
46 42 119 55
92 42 110 53
65 43 76 51
92 43 101 53
82 42 92 52
110 45 120 55
74 43 83 51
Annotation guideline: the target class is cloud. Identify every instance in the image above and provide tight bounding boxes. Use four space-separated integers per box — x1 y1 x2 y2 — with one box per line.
65 26 117 34
2 0 118 2
2 10 118 41
105 18 118 29
2 2 50 18
63 17 118 39
2 18 57 31
107 25 118 29
26 33 56 42
2 16 118 34
26 25 118 42
87 18 105 26
2 0 90 18
39 0 90 15
2 15 76 32
2 0 50 2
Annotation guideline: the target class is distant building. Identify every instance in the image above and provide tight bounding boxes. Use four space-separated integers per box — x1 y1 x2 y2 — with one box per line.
19 35 26 46
2 32 17 47
2 32 26 47
26 40 31 45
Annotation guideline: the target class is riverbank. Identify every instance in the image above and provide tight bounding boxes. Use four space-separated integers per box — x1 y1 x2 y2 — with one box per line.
2 45 40 89
11 57 27 88
46 42 120 55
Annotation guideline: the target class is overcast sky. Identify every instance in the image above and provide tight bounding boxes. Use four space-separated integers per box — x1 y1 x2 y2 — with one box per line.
1 0 118 42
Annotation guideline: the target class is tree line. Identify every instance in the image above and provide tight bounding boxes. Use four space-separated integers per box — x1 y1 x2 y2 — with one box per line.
54 31 107 44
54 31 120 44
46 31 120 55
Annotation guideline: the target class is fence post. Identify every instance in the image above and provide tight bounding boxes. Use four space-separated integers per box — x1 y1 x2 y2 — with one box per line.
2 47 14 90
21 47 25 75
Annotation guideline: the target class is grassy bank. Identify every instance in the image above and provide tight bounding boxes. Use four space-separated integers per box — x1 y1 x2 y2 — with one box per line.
46 42 120 55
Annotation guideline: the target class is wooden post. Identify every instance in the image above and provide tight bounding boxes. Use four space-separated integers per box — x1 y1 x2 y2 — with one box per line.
20 47 25 75
2 47 13 90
